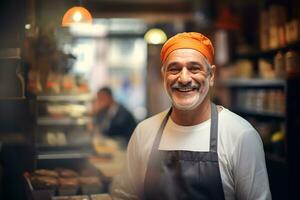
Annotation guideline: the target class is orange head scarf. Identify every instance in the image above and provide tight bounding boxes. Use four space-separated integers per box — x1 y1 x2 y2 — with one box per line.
160 32 214 65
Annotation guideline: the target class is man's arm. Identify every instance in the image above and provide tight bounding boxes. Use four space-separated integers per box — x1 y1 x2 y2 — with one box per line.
232 129 272 200
110 126 143 200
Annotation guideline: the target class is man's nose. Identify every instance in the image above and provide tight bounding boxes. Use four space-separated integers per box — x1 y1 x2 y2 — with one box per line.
178 68 192 84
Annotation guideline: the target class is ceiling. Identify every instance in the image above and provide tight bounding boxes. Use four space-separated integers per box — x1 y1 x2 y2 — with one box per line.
35 0 196 25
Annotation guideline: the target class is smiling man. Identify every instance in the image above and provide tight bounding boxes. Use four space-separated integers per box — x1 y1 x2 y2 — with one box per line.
111 32 271 200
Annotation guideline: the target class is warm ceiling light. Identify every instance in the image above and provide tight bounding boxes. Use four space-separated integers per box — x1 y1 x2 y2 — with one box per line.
62 6 92 27
25 24 31 30
144 28 167 44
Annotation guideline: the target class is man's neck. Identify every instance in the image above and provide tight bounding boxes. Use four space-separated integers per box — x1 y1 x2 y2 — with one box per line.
170 97 211 126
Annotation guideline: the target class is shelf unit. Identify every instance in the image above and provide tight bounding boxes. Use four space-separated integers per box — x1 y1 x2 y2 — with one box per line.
37 151 91 160
37 93 92 102
37 117 91 126
224 39 300 197
221 78 286 88
235 41 300 60
223 78 286 119
34 93 94 161
232 108 285 119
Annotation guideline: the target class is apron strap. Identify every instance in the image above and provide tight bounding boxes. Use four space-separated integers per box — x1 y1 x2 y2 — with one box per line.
144 108 172 199
152 108 172 155
209 103 218 153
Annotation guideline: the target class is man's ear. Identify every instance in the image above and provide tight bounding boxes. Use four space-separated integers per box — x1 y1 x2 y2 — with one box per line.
209 64 216 87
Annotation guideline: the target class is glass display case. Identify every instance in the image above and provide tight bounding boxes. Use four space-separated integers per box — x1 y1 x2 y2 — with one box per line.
35 93 94 160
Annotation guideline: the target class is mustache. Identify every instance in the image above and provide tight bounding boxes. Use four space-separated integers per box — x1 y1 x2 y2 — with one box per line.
171 82 201 90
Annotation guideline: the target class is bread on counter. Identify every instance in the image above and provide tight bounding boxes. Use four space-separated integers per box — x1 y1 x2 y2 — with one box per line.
56 168 79 178
69 195 90 200
90 194 112 200
78 176 101 186
30 175 58 189
51 196 69 200
52 195 89 200
33 169 59 178
58 177 79 188
80 168 99 177
79 176 103 194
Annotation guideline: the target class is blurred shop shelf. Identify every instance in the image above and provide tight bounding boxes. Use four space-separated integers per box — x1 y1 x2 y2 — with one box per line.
37 151 92 160
37 117 91 125
0 132 28 144
37 144 92 151
0 48 21 59
266 153 286 163
0 57 21 60
37 93 92 101
221 78 286 88
232 108 285 120
236 41 300 59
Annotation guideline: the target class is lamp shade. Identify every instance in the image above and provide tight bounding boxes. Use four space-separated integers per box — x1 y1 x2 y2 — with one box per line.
62 6 92 27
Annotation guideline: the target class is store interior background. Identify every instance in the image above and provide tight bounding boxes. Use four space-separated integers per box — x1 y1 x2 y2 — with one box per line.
1 0 300 199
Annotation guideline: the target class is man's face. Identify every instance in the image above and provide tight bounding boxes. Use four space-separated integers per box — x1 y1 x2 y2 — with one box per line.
96 92 111 111
162 49 215 111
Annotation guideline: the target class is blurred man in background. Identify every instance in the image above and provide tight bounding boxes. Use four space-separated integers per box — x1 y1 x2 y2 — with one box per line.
91 87 136 144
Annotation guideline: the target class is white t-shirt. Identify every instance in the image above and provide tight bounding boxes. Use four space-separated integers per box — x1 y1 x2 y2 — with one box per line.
111 107 272 200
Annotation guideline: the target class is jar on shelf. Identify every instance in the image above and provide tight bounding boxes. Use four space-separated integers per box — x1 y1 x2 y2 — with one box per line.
278 25 286 47
285 19 300 44
285 50 300 78
255 89 267 112
274 52 286 78
269 26 279 49
276 90 286 114
267 90 277 113
259 10 269 50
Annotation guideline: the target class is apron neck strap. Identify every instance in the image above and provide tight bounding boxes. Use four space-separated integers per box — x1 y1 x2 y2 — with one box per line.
209 103 218 153
152 108 172 152
153 102 218 152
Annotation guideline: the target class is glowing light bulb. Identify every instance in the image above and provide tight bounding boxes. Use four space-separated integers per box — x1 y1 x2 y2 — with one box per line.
144 28 167 44
25 24 31 30
73 11 82 22
62 6 93 27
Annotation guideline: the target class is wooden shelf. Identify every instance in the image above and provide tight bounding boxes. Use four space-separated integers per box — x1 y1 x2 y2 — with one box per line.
37 93 92 101
37 143 91 150
0 48 21 59
265 153 286 163
236 41 300 59
220 78 286 88
232 108 285 119
37 117 91 126
37 151 92 160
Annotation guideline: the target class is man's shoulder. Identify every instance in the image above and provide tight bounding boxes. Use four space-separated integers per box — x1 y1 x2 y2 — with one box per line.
218 107 263 158
132 110 169 150
219 107 257 137
117 104 132 115
137 109 169 130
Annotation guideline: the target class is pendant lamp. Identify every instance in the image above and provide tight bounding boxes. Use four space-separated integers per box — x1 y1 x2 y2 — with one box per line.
144 28 167 44
62 6 92 27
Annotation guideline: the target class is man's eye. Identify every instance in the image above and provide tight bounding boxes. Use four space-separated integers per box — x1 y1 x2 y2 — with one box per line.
190 67 201 73
168 67 180 73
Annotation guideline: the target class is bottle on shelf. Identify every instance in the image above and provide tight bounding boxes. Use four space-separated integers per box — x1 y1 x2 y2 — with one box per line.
285 50 300 78
274 51 286 78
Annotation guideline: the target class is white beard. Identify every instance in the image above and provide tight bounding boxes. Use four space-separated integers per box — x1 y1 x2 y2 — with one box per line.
164 77 210 111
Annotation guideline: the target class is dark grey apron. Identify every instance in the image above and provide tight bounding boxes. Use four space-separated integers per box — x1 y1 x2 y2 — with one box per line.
144 103 225 200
